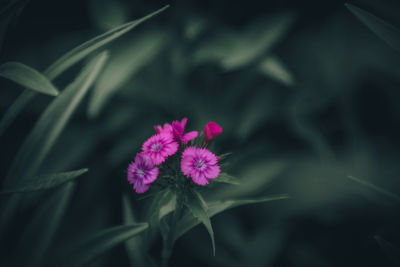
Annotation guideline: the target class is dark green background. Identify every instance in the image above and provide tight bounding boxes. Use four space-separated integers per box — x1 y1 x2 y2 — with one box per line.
1 0 400 266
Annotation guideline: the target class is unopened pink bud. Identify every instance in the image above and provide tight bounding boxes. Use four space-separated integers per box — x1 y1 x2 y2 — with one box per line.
204 122 222 141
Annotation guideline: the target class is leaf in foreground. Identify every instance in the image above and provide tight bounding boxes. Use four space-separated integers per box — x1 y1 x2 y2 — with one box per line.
122 195 147 267
56 223 148 267
345 3 400 52
174 194 289 243
148 188 175 229
347 175 400 203
13 182 76 267
87 29 167 118
212 172 240 185
44 5 169 80
185 189 216 255
258 55 295 86
0 62 59 95
0 168 88 194
0 5 169 136
4 51 108 187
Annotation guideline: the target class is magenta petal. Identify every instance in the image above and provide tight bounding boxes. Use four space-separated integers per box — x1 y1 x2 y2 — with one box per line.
134 180 150 194
142 167 159 184
192 171 209 186
142 133 178 165
154 123 173 136
205 165 220 179
180 118 188 129
127 152 159 193
180 146 220 186
181 131 198 144
154 125 163 133
134 153 152 169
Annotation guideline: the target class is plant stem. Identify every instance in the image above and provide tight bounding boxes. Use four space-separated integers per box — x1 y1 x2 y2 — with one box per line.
161 186 185 267
161 237 172 267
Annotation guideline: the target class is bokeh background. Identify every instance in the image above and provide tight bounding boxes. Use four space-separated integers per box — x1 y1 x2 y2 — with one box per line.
1 0 400 266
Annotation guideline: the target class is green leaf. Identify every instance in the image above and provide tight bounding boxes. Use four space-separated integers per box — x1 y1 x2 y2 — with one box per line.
194 14 293 71
347 175 400 203
122 195 148 267
4 52 108 187
13 182 76 267
258 55 295 86
87 0 128 31
374 235 400 266
175 194 288 242
44 5 169 80
0 168 88 194
0 62 59 95
56 223 149 267
87 29 167 118
219 160 286 199
159 193 177 221
217 152 232 161
0 5 169 136
212 172 240 185
0 89 35 136
184 189 216 255
148 188 176 229
345 3 400 52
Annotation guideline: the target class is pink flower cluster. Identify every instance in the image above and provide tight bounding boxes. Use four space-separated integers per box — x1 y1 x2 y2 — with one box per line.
127 119 223 193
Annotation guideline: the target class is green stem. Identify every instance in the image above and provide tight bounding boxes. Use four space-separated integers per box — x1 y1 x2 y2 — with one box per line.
161 186 185 267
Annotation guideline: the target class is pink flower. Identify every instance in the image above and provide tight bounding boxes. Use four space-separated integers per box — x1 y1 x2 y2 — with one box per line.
142 133 179 165
127 153 159 194
154 123 173 137
204 121 222 142
181 147 220 186
172 118 198 144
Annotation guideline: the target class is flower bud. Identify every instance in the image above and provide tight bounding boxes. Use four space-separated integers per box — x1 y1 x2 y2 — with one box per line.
204 121 222 141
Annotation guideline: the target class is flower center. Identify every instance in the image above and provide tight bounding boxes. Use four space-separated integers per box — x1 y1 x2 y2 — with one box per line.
137 168 145 177
195 158 205 170
151 142 162 152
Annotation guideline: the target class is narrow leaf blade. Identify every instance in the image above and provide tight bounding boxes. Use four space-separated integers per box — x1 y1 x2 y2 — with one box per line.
175 194 289 242
122 195 147 267
87 29 167 118
0 89 35 136
185 189 215 255
345 3 400 52
212 172 240 185
4 51 108 187
1 168 88 194
13 182 76 267
57 223 148 267
0 62 59 95
0 5 168 136
348 175 400 203
258 55 295 86
148 188 175 228
44 5 169 79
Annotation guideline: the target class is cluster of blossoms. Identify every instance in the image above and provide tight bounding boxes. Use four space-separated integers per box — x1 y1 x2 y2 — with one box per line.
127 118 223 193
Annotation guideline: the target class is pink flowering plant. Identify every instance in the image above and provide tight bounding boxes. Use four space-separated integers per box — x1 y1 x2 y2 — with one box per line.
127 118 222 194
125 118 229 264
125 118 287 266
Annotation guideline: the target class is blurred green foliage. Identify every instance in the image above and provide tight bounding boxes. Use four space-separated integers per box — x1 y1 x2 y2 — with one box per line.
1 0 400 266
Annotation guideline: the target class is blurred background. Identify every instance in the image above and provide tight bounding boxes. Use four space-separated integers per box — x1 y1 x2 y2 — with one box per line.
1 0 400 266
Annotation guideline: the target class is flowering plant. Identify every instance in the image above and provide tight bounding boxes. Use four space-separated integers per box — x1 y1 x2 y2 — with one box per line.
125 118 286 266
126 118 227 265
127 118 222 193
